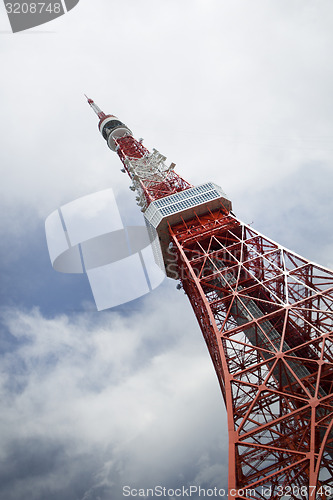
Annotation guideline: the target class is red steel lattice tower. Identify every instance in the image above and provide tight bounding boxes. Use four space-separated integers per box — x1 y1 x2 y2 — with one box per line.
86 97 333 499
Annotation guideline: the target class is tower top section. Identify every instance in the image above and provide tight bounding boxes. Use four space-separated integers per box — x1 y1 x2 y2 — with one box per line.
85 95 132 150
84 94 107 120
85 97 232 279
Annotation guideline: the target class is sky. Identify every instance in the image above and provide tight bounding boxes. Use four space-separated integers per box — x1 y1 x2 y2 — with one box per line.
0 1 333 499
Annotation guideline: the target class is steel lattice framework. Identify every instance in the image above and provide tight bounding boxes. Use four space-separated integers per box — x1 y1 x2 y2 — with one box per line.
86 97 333 499
170 210 333 499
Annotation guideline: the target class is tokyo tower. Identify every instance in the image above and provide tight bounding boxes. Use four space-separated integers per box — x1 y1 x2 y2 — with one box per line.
86 97 333 499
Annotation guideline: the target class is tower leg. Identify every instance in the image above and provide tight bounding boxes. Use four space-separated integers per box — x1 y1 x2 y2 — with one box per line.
169 210 333 499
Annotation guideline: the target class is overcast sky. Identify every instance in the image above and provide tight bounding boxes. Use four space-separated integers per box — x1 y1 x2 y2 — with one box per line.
0 1 333 499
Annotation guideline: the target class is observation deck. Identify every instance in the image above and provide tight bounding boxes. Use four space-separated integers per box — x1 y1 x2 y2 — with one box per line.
144 182 232 279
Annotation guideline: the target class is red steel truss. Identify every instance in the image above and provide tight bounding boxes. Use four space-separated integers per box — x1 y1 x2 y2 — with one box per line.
169 209 333 499
115 135 192 204
86 99 333 499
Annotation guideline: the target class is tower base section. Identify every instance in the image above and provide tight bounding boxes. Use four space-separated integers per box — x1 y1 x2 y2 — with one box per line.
169 210 333 499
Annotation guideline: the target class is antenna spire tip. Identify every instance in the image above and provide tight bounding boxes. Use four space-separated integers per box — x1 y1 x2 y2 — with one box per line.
84 94 93 104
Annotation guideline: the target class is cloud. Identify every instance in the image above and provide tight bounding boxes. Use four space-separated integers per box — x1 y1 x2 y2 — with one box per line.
0 285 228 499
240 162 333 269
1 0 333 232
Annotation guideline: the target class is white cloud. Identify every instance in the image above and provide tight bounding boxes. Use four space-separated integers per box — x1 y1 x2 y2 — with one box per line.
1 0 333 231
0 286 227 498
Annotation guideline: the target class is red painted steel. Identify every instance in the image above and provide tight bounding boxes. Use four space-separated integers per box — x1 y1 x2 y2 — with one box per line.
87 100 333 499
169 210 333 499
115 135 192 203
